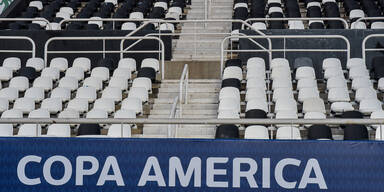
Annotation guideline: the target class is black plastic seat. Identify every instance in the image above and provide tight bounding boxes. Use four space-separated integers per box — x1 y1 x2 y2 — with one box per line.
221 78 241 90
344 125 368 140
18 67 39 82
225 59 242 68
85 24 100 30
67 23 83 30
215 124 239 139
138 67 156 82
245 109 267 119
308 125 333 140
372 56 384 80
341 111 364 119
28 23 42 30
77 124 101 136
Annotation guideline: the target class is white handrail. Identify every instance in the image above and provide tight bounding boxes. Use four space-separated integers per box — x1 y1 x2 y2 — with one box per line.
362 34 384 62
356 17 384 23
179 64 189 117
168 96 179 138
221 34 351 76
0 36 36 57
0 18 52 30
245 17 349 29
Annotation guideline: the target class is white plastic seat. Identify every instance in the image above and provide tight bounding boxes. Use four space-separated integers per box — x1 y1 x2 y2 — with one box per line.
275 98 297 113
359 99 382 114
246 99 268 113
118 58 136 72
29 1 43 10
159 23 175 33
246 77 267 90
247 57 265 71
324 68 343 79
60 6 74 15
121 22 137 30
129 12 144 19
219 87 240 102
128 87 149 103
83 77 103 91
1 109 22 118
245 88 266 102
275 111 298 120
41 67 60 81
88 17 103 28
86 109 108 119
271 67 291 80
328 88 350 102
295 67 316 80
73 57 91 72
65 67 85 81
46 22 61 30
113 67 132 81
142 58 160 72
58 77 78 91
166 11 181 20
168 7 182 16
349 67 369 80
378 78 384 92
114 109 136 128
272 78 293 90
326 77 347 90
322 58 342 71
108 124 132 137
9 76 29 92
351 21 367 29
0 88 18 102
371 22 384 29
307 1 321 8
251 22 267 30
273 88 294 102
66 98 89 113
41 98 62 114
58 109 80 119
93 98 115 113
298 87 319 102
0 124 13 136
121 97 143 114
330 102 354 113
270 58 289 70
0 67 13 81
218 110 240 119
297 78 317 90
303 98 326 114
244 126 269 139
246 67 266 80
56 11 71 20
355 87 377 102
370 110 384 129
76 86 97 103
132 77 152 92
24 87 44 103
17 124 41 137
28 109 50 119
3 57 21 72
288 20 305 29
268 7 283 15
0 98 8 112
234 2 248 9
304 112 326 120
26 58 45 72
13 97 35 114
351 77 372 90
31 17 47 27
218 98 240 114
108 77 128 91
349 9 365 20
102 87 122 102
346 58 364 69
50 87 71 102
91 67 109 81
105 0 118 6
276 126 301 140
376 127 384 140
46 124 71 137
33 77 53 92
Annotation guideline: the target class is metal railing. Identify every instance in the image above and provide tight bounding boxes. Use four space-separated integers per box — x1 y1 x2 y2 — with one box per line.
362 34 384 61
179 64 189 117
356 17 384 23
44 36 164 70
168 96 180 138
244 17 349 29
0 36 36 57
0 18 52 30
221 34 351 76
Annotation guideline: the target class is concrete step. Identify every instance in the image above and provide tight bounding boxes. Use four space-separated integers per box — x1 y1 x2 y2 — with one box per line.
173 49 222 56
176 35 228 40
148 114 218 118
172 54 223 61
153 103 218 110
143 124 216 138
150 109 218 115
158 87 220 93
175 40 225 49
155 94 219 104
160 83 221 89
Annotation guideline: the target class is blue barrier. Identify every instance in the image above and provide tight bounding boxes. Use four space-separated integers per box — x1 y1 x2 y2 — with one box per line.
0 137 382 191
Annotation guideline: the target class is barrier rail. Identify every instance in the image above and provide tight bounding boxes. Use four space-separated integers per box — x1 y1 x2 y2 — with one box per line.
0 36 36 57
362 34 384 61
0 18 52 30
221 34 351 76
44 36 165 72
244 17 349 29
179 64 189 116
168 96 179 138
356 17 384 23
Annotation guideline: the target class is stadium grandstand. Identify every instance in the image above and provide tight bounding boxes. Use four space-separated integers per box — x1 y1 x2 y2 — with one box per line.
0 0 384 191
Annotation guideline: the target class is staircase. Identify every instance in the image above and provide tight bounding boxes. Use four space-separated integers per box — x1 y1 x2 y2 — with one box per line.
172 0 234 60
143 79 221 138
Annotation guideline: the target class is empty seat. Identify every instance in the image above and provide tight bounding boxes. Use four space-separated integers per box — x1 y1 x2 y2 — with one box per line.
246 99 268 113
118 58 136 72
24 87 44 102
322 58 342 71
351 78 372 90
9 77 29 92
14 97 35 114
108 77 128 91
141 58 160 72
223 66 243 81
46 124 71 137
324 68 344 79
0 67 13 81
1 109 22 119
76 87 97 103
298 87 319 102
0 88 18 102
328 88 350 102
77 124 101 136
331 102 354 113
93 98 115 113
245 109 268 119
41 67 60 81
58 77 78 91
296 67 316 80
275 98 297 113
221 78 241 90
58 109 80 120
215 125 239 139
245 88 266 102
121 97 143 114
113 67 132 80
33 77 53 92
219 98 240 113
272 78 293 90
29 1 43 10
50 57 68 72
0 124 13 136
121 22 137 30
86 109 108 119
101 87 122 103
271 67 291 80
132 77 152 92
271 58 289 70
66 67 85 81
108 124 131 137
2 57 21 72
26 58 44 72
344 125 368 140
28 109 50 119
17 124 42 137
73 57 91 72
246 77 267 90
297 78 317 90
50 87 71 102
0 98 8 112
218 110 240 119
91 67 109 81
41 98 62 114
326 77 347 90
244 126 269 139
276 126 301 140
359 99 382 114
219 87 240 102
355 87 377 102
303 98 326 113
371 22 384 29
66 98 89 113
308 125 333 140
83 77 103 91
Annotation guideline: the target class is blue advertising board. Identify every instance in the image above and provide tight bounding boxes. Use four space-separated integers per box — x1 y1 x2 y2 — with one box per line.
0 137 383 191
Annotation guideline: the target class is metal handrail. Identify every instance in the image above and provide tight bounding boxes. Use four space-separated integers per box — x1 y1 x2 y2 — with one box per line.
0 118 384 125
168 96 179 138
244 17 349 29
44 36 165 72
0 18 52 30
362 34 384 61
221 34 351 76
179 64 189 117
0 36 36 57
356 17 384 23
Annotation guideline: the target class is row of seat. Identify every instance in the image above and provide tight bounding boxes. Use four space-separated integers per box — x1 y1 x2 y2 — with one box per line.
0 56 160 137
